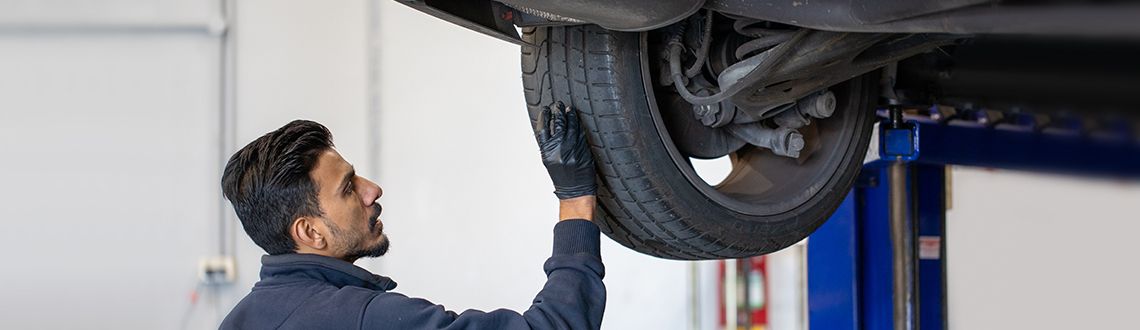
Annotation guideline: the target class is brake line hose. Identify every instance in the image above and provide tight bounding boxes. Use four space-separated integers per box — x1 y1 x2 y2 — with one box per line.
684 11 713 78
669 29 809 105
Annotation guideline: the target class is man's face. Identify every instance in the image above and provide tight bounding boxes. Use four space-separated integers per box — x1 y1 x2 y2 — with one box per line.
310 149 388 261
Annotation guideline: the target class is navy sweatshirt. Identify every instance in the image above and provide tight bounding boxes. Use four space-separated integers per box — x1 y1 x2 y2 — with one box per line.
220 220 605 330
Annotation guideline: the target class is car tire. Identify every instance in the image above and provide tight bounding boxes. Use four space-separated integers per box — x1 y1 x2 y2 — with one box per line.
522 25 877 259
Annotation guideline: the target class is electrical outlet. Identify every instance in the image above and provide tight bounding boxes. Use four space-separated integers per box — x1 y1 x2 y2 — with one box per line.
198 256 236 285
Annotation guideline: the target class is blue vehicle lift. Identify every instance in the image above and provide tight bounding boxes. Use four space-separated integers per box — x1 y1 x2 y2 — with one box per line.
805 106 1140 330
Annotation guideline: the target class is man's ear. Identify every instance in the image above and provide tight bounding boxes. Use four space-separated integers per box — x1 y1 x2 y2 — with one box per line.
290 217 328 251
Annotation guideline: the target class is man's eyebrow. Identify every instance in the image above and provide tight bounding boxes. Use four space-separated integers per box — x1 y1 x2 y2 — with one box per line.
339 166 356 192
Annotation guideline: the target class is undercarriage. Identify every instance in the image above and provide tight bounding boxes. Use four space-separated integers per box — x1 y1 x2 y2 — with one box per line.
398 0 1140 259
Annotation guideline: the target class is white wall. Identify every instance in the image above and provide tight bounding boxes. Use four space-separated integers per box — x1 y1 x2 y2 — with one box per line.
946 167 1140 330
0 21 221 330
0 0 372 328
0 2 224 330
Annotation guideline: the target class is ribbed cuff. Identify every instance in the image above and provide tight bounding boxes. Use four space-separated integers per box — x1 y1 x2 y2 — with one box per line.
552 219 601 257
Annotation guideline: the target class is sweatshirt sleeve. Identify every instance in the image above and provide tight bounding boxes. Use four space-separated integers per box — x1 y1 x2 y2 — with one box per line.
360 219 606 330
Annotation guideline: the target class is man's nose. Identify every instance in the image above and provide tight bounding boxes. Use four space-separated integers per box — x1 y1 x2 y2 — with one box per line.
358 177 382 206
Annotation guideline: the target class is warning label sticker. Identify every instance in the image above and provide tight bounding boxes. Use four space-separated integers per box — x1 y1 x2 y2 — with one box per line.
918 236 941 260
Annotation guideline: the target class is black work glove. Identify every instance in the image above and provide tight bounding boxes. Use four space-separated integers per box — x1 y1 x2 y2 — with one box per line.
535 102 597 199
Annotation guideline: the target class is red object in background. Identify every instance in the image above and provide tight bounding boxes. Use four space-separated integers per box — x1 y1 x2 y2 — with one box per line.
717 256 769 330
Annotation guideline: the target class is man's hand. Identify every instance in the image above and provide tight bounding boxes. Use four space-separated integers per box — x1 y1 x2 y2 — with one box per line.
536 102 598 201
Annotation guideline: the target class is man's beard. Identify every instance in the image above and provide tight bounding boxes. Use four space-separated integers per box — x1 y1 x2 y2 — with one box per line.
326 203 390 261
342 233 389 261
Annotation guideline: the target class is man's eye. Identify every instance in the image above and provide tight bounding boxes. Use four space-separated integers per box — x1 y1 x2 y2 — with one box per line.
344 183 354 195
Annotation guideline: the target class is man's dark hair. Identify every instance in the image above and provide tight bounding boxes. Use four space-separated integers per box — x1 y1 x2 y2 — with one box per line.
221 120 334 255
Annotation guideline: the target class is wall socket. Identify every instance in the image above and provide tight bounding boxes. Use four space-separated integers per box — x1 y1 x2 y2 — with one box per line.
198 256 237 285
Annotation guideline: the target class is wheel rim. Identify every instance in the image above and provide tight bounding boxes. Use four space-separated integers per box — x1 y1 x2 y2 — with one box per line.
640 31 869 217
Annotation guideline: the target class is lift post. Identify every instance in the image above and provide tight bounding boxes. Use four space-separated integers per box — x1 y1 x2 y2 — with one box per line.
885 106 917 330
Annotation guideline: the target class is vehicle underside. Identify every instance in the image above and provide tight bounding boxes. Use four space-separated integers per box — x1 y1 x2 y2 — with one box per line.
400 0 1140 259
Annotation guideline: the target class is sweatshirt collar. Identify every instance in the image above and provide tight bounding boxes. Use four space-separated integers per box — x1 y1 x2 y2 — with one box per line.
259 253 397 291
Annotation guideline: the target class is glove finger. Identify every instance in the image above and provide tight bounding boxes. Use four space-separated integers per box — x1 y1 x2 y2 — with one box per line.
563 104 576 126
550 104 566 139
567 108 595 168
536 106 552 141
564 106 583 143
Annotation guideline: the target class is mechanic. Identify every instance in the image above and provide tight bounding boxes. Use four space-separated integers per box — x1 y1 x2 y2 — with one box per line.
218 103 605 329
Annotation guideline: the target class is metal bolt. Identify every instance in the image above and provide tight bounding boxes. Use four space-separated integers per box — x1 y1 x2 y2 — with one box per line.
799 90 836 119
693 103 721 126
725 125 804 158
888 105 905 129
785 131 805 156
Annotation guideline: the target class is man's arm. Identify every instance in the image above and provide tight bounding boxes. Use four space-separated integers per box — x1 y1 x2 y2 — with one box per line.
360 103 605 329
559 196 596 221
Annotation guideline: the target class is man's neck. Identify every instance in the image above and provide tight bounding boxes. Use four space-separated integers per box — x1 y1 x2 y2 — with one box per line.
294 248 354 263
